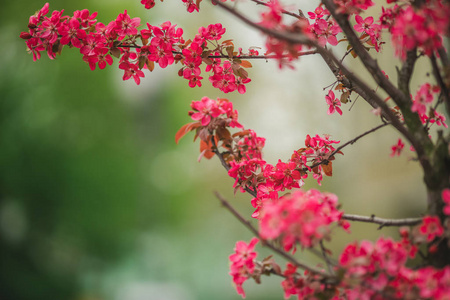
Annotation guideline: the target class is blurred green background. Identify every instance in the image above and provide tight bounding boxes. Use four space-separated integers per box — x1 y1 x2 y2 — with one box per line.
0 0 438 299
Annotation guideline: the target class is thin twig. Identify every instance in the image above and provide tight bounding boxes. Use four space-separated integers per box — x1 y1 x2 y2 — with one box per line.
211 0 420 162
307 122 390 171
214 191 335 280
118 43 318 59
321 0 434 178
430 54 450 117
342 214 422 228
249 0 304 19
319 241 335 275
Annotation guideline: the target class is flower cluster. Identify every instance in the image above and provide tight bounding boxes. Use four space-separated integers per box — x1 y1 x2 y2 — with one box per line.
258 0 310 68
259 189 349 251
21 3 252 91
411 83 447 128
333 0 374 15
415 215 444 243
386 0 450 59
353 14 382 52
281 263 326 299
229 238 259 298
308 6 342 47
140 0 203 13
338 236 450 299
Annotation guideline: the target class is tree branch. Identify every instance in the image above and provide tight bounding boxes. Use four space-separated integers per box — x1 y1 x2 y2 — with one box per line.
342 214 422 228
213 0 435 185
430 54 450 117
249 0 305 19
307 122 390 171
321 0 410 107
397 49 418 97
321 0 434 177
214 191 335 280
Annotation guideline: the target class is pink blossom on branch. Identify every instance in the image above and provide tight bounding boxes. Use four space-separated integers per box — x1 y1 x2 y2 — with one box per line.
338 237 450 299
390 1 450 59
325 90 343 115
417 215 444 242
259 189 349 251
390 138 404 157
229 237 259 298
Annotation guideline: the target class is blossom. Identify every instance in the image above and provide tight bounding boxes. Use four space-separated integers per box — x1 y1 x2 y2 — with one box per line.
119 61 145 84
115 10 140 39
200 23 226 40
312 19 341 46
229 238 259 298
325 90 343 115
189 96 223 126
141 0 156 9
418 215 444 242
390 3 450 59
390 138 404 157
259 189 347 251
411 83 436 115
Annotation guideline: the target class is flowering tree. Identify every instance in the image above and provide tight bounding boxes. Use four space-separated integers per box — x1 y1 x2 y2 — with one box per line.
20 0 450 298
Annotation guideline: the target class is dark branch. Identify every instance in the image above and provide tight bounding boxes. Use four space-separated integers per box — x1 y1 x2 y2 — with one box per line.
249 0 305 19
430 54 450 117
214 191 335 280
397 49 418 97
307 122 390 171
342 214 422 228
321 0 434 177
212 0 417 151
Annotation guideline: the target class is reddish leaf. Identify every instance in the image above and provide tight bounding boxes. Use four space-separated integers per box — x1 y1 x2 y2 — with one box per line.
146 60 155 72
216 126 231 141
232 129 250 138
221 39 234 46
322 162 333 176
199 139 215 160
175 122 200 144
226 46 234 58
335 84 345 90
240 60 252 68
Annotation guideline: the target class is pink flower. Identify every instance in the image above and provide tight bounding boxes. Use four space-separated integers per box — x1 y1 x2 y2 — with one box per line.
141 0 156 9
189 97 223 126
354 15 375 34
419 215 444 242
229 238 259 298
58 17 87 48
390 3 449 59
312 19 341 46
200 23 226 40
411 83 435 115
390 138 404 157
115 10 140 39
259 189 347 251
325 90 343 115
73 9 97 28
119 61 145 84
